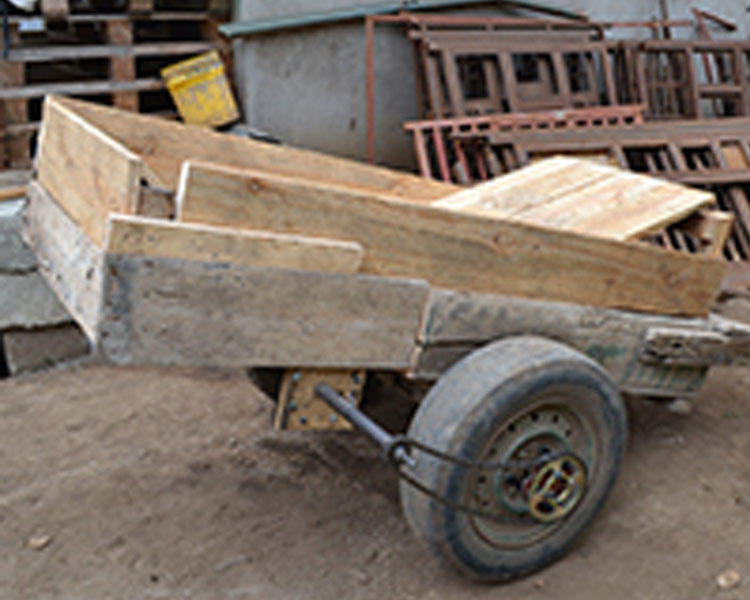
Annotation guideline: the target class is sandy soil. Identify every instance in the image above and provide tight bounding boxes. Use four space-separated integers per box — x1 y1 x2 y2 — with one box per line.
1 346 750 599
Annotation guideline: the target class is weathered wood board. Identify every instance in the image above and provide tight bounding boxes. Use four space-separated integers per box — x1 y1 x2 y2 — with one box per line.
37 96 142 246
432 156 716 241
98 256 428 368
412 288 750 396
176 160 726 317
45 95 455 201
107 215 364 274
24 182 105 341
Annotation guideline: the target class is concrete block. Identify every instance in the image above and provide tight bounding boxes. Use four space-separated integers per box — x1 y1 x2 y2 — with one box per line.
0 271 71 329
0 199 37 272
3 324 90 375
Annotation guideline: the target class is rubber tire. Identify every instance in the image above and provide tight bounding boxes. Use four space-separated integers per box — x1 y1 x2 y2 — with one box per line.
400 336 627 582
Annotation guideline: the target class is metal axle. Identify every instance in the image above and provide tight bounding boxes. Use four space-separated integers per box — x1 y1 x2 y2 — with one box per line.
314 382 416 468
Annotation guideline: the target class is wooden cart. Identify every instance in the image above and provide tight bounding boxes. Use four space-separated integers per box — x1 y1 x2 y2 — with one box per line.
24 96 750 582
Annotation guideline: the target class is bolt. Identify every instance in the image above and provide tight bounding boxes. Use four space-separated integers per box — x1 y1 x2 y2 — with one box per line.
299 416 308 425
292 372 302 382
329 414 338 423
288 401 297 411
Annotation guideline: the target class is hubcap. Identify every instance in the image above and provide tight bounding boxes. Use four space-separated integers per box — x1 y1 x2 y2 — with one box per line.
526 454 587 522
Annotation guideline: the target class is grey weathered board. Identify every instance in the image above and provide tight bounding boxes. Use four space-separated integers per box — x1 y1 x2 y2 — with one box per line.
411 289 750 397
24 182 105 340
99 255 428 368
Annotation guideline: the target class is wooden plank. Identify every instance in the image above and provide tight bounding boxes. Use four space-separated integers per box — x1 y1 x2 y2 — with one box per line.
0 186 26 202
130 0 154 12
177 160 726 317
41 0 69 19
0 79 164 100
36 96 143 246
24 182 105 342
98 254 429 369
5 42 218 63
498 52 520 113
106 19 138 111
440 49 466 116
1 57 30 167
0 170 30 188
433 157 715 241
431 158 613 215
9 11 211 24
50 96 455 200
680 209 734 257
105 215 365 274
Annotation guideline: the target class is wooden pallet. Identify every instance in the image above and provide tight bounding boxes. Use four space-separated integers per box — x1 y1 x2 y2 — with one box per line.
409 29 617 118
407 23 750 123
0 1 228 169
616 40 750 120
404 104 645 183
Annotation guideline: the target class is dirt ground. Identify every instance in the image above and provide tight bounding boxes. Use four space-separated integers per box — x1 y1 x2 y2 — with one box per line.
2 312 750 599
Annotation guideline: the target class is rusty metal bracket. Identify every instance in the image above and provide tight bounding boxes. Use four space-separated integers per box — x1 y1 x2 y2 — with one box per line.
274 369 366 431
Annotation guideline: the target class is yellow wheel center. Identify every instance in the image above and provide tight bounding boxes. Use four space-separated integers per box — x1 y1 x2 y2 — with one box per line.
527 455 587 523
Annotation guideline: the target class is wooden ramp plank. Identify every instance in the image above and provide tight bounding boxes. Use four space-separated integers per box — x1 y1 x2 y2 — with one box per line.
431 157 614 215
434 157 715 241
177 160 725 317
106 215 364 274
46 96 456 201
37 96 142 246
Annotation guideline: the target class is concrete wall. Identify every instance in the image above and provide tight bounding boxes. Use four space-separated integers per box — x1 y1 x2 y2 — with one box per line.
233 1 750 169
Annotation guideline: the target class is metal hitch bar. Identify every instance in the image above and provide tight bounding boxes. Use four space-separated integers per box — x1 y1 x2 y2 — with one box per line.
314 382 417 468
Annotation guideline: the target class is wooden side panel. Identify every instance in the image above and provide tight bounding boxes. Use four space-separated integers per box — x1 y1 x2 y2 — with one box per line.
106 215 364 274
48 95 456 201
37 96 143 247
23 182 104 342
177 161 726 317
98 256 429 369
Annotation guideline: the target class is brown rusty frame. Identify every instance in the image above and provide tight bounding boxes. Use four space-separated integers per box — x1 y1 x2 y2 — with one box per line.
364 12 691 163
404 104 646 183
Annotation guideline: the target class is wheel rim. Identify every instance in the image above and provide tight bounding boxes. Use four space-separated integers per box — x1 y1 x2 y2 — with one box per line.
468 390 599 549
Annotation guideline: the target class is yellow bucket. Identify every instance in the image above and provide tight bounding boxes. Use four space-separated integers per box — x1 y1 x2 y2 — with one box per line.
161 50 240 128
